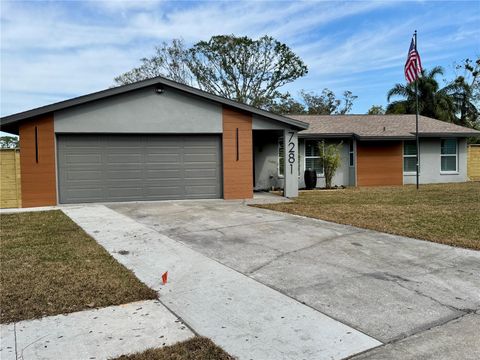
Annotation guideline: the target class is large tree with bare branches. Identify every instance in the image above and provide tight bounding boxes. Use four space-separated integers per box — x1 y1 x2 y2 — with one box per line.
114 35 308 109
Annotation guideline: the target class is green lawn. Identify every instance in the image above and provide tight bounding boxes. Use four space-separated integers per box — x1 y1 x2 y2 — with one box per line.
0 210 157 324
256 182 480 250
113 337 234 360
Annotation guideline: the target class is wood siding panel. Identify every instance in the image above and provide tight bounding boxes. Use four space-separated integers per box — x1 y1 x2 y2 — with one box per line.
0 149 21 208
19 115 57 207
357 141 403 186
222 107 253 199
467 145 480 181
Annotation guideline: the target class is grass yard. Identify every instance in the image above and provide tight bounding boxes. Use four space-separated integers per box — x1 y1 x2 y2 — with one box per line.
0 210 157 324
257 182 480 250
113 337 234 360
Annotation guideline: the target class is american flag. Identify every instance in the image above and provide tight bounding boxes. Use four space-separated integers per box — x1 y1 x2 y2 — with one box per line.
404 36 422 83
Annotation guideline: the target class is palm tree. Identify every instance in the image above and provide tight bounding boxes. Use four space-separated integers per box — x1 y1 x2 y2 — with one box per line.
386 66 454 122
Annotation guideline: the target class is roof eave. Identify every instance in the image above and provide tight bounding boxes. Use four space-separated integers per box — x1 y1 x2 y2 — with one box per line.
416 132 480 138
298 132 354 138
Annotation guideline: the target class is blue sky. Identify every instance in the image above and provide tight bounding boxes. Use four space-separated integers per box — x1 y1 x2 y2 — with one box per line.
1 0 479 120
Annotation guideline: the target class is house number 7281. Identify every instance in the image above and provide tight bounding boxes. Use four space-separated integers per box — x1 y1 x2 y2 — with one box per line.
288 131 296 174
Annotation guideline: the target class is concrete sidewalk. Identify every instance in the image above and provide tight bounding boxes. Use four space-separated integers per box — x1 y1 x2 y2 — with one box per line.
63 205 381 360
0 300 193 360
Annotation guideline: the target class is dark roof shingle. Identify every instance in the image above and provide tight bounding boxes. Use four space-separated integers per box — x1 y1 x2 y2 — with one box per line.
288 114 480 139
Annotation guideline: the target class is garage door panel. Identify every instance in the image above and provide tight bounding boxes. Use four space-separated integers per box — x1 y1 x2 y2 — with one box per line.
145 187 184 198
146 154 182 163
58 134 222 203
64 188 104 201
185 186 218 196
106 169 143 179
66 170 103 181
106 154 142 163
146 170 183 179
184 168 217 178
184 179 218 187
65 154 102 164
107 187 143 198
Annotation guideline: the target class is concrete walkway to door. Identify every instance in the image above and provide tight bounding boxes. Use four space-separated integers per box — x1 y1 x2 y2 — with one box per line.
63 205 381 360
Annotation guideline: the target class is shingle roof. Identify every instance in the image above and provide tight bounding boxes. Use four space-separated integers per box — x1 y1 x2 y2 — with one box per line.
288 114 480 139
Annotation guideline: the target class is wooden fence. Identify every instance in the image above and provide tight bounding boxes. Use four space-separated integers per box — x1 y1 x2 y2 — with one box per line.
468 144 480 181
1 149 21 208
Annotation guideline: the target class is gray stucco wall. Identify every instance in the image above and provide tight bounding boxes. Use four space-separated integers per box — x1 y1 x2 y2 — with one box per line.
54 86 222 133
252 115 289 130
403 138 468 184
253 134 352 190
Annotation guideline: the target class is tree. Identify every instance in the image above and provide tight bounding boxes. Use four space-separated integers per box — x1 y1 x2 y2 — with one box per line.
115 39 194 86
301 89 357 115
267 88 357 115
0 136 19 149
115 35 308 109
186 35 308 108
267 94 306 114
443 58 480 129
318 141 342 189
367 105 385 115
386 66 454 122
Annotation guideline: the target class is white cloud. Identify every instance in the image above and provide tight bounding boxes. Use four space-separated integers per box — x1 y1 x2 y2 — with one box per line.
1 0 479 117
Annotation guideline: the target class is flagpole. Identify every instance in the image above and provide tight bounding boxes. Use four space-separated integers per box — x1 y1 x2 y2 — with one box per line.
414 30 420 190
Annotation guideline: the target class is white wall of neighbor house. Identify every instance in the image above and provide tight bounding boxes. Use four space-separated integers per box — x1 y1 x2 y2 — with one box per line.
253 135 352 190
403 138 468 184
54 86 223 133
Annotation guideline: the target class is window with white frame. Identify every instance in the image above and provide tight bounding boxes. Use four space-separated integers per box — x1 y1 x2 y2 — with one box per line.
304 140 324 175
441 139 458 172
349 140 354 167
403 140 417 173
278 137 300 176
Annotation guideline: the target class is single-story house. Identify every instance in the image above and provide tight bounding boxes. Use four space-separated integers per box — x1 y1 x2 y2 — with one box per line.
254 114 480 190
1 76 479 207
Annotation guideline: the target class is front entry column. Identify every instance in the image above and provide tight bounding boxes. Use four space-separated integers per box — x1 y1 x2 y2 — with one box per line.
283 129 299 198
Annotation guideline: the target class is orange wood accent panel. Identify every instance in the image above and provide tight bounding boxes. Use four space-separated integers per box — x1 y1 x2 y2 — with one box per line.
19 115 57 207
222 107 253 199
357 141 403 186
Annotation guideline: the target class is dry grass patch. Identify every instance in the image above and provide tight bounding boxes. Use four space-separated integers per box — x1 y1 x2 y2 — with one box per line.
0 210 157 324
257 183 480 250
113 337 234 360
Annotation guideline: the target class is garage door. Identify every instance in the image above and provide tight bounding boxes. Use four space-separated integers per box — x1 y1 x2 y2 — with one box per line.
57 134 222 203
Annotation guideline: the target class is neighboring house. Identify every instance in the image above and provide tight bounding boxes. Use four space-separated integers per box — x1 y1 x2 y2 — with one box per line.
1 76 479 208
255 114 480 190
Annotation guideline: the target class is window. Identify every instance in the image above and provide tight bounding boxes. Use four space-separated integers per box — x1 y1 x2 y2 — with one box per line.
403 141 417 173
304 140 324 175
441 139 458 172
349 140 354 167
278 137 300 176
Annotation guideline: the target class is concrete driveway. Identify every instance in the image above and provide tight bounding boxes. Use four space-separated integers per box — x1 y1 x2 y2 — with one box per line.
109 199 480 359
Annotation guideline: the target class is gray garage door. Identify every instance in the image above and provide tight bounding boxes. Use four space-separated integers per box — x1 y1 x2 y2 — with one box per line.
57 134 222 203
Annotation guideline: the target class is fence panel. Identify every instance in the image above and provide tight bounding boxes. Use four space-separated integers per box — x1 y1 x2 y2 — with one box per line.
467 144 480 181
0 149 21 208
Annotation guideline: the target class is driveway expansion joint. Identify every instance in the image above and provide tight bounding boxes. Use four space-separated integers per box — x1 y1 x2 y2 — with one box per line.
246 230 365 275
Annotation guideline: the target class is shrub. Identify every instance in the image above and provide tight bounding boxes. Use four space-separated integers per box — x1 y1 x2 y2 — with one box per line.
318 141 342 188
